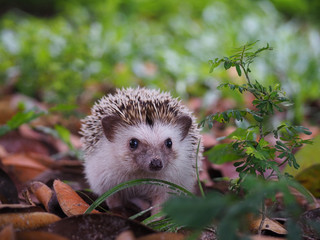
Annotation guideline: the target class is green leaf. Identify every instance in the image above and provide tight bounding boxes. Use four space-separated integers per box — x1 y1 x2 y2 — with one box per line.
206 143 242 164
0 125 10 136
235 64 242 76
284 135 320 178
85 178 194 213
245 146 266 160
0 110 45 137
258 138 269 148
228 127 255 141
55 125 73 149
222 112 230 122
7 111 43 129
253 114 263 122
163 193 231 230
276 141 289 150
49 104 78 112
224 60 232 70
209 58 224 73
292 126 312 135
233 161 244 167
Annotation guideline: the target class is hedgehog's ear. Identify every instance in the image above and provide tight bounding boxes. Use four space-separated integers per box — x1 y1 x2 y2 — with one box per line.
101 115 122 142
176 115 192 141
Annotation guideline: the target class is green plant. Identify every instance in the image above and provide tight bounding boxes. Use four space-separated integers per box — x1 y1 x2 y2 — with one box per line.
204 41 312 183
163 176 305 239
0 103 79 157
84 178 194 232
0 109 45 136
163 42 313 239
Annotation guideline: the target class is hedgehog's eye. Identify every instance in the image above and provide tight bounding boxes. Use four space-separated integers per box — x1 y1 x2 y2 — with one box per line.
164 138 172 149
129 138 139 149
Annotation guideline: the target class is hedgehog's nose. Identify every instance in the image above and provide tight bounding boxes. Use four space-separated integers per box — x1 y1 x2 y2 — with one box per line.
149 158 163 171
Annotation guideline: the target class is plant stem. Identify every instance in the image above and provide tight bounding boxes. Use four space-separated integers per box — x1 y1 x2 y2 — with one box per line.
258 121 263 142
241 63 251 85
258 201 266 235
240 45 251 85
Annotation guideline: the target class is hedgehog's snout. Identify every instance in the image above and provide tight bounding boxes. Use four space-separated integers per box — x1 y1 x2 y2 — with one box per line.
149 158 163 171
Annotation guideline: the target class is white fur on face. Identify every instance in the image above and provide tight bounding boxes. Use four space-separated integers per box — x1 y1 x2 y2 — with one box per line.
84 121 199 196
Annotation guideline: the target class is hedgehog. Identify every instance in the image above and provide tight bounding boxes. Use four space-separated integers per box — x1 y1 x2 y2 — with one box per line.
80 87 203 213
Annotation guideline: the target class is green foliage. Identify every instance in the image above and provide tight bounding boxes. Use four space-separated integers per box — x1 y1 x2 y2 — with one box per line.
0 103 78 157
163 176 305 239
0 109 45 136
209 41 273 81
205 42 312 182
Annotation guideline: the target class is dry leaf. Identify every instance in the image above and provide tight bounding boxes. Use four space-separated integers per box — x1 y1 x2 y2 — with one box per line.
1 153 48 183
0 131 50 155
28 153 83 173
0 212 60 230
0 145 8 158
115 230 136 240
137 232 185 240
53 179 99 216
0 224 69 240
16 231 69 240
250 235 285 240
0 224 15 240
0 204 43 214
249 215 287 235
0 97 17 125
28 181 53 212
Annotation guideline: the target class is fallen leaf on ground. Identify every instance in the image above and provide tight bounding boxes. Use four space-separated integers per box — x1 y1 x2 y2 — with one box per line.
0 145 8 158
0 224 15 240
53 179 99 216
0 204 43 214
16 231 69 240
137 232 185 240
115 230 135 240
0 224 69 240
1 153 48 183
0 131 50 155
28 181 53 212
250 235 285 240
249 215 287 235
28 153 83 173
0 212 60 230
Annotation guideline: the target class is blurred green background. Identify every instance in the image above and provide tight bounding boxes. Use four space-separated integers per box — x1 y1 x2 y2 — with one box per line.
0 0 319 124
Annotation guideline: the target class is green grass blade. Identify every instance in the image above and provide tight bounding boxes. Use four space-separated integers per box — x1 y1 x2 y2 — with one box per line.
85 178 194 213
196 140 205 198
